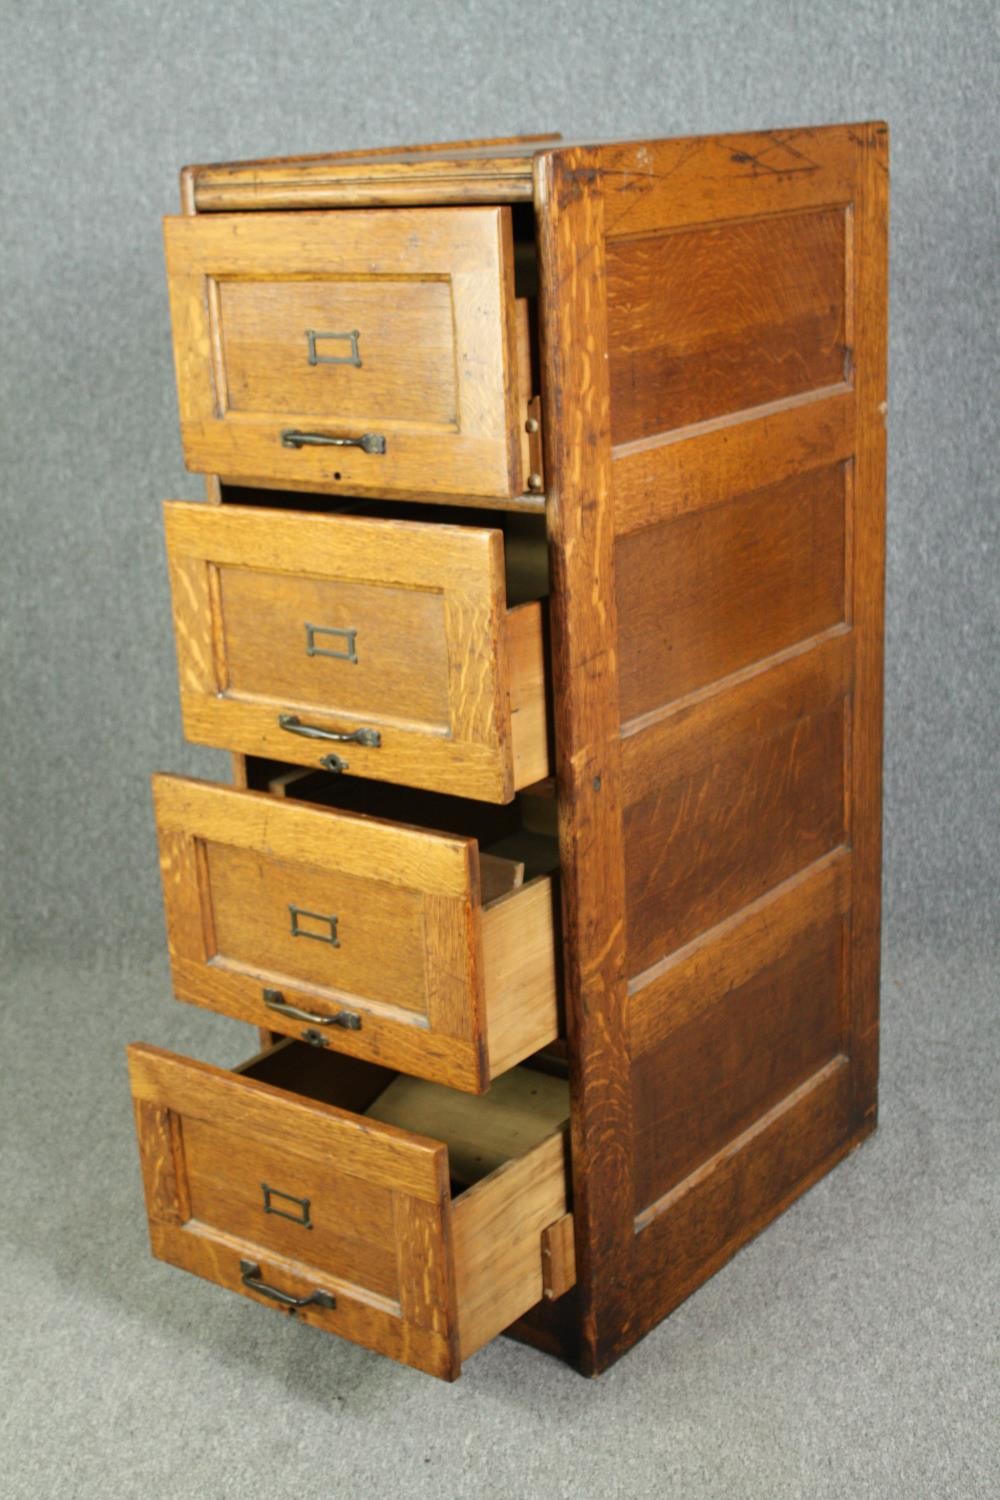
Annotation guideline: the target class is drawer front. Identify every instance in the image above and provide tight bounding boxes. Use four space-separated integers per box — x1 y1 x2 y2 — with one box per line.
164 207 526 498
164 501 548 803
128 1043 459 1378
153 775 558 1094
127 1043 573 1379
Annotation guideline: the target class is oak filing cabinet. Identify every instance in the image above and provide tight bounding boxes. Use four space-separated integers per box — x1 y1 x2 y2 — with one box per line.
129 125 889 1379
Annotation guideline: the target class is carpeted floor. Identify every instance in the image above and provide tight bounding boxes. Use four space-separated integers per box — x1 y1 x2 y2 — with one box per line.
1 927 996 1500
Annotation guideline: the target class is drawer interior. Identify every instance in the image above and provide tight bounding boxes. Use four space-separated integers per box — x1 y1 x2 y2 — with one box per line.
255 762 559 897
235 1041 574 1365
238 1040 569 1196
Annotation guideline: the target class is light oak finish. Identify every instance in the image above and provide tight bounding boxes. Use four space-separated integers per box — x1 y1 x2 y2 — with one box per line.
540 1213 577 1301
128 1041 571 1380
452 1128 570 1362
152 774 559 1094
365 1067 571 1184
164 207 530 499
163 500 550 802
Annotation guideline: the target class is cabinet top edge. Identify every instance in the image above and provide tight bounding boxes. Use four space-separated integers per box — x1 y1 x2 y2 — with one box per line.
183 133 566 212
181 123 888 213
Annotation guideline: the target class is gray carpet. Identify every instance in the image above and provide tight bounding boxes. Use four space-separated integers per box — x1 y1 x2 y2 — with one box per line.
1 924 996 1499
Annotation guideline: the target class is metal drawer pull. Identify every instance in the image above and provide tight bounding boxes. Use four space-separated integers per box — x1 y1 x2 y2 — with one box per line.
280 429 386 454
239 1260 336 1311
278 714 381 749
263 988 362 1031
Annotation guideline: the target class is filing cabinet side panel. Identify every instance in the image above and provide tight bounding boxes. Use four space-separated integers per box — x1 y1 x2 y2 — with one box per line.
536 125 887 1374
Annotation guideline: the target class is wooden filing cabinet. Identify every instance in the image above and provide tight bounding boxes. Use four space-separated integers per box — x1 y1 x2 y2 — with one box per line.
129 125 888 1379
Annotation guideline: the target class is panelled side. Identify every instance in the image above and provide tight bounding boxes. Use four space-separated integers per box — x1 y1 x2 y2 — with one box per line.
537 125 887 1373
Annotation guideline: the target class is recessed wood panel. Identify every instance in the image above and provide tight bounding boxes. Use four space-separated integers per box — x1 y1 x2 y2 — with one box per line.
616 463 846 719
631 911 845 1212
606 208 847 444
218 565 451 730
217 277 457 423
624 699 846 976
182 1114 400 1298
532 127 885 1375
164 500 550 802
129 1041 573 1379
204 841 430 1015
164 207 526 499
633 1057 854 1317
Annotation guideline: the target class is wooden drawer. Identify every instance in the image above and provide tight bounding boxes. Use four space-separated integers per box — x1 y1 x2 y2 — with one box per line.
164 500 549 803
128 1040 573 1380
153 774 560 1095
164 207 531 499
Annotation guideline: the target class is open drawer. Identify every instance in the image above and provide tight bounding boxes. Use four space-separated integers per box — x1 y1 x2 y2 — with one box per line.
128 1040 573 1380
153 773 560 1095
163 205 533 500
163 500 549 803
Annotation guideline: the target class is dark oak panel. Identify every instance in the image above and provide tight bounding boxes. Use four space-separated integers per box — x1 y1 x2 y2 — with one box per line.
606 208 847 444
616 462 846 719
631 911 845 1211
624 696 846 975
538 126 884 1374
633 1058 857 1317
535 149 636 1376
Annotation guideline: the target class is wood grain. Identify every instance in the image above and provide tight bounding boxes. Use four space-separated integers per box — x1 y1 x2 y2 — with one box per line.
128 1043 447 1202
633 1058 859 1326
129 1040 571 1378
613 385 854 536
182 1111 399 1296
187 134 562 211
627 848 851 1051
204 839 430 1014
152 775 558 1094
615 462 846 718
846 124 889 1129
481 875 560 1078
164 207 527 498
535 147 636 1374
163 500 550 802
141 122 887 1380
623 692 847 974
541 1213 577 1301
129 1041 461 1378
507 601 551 789
606 207 847 442
630 907 845 1209
528 123 887 1374
217 278 457 422
365 1067 569 1185
452 1128 571 1361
